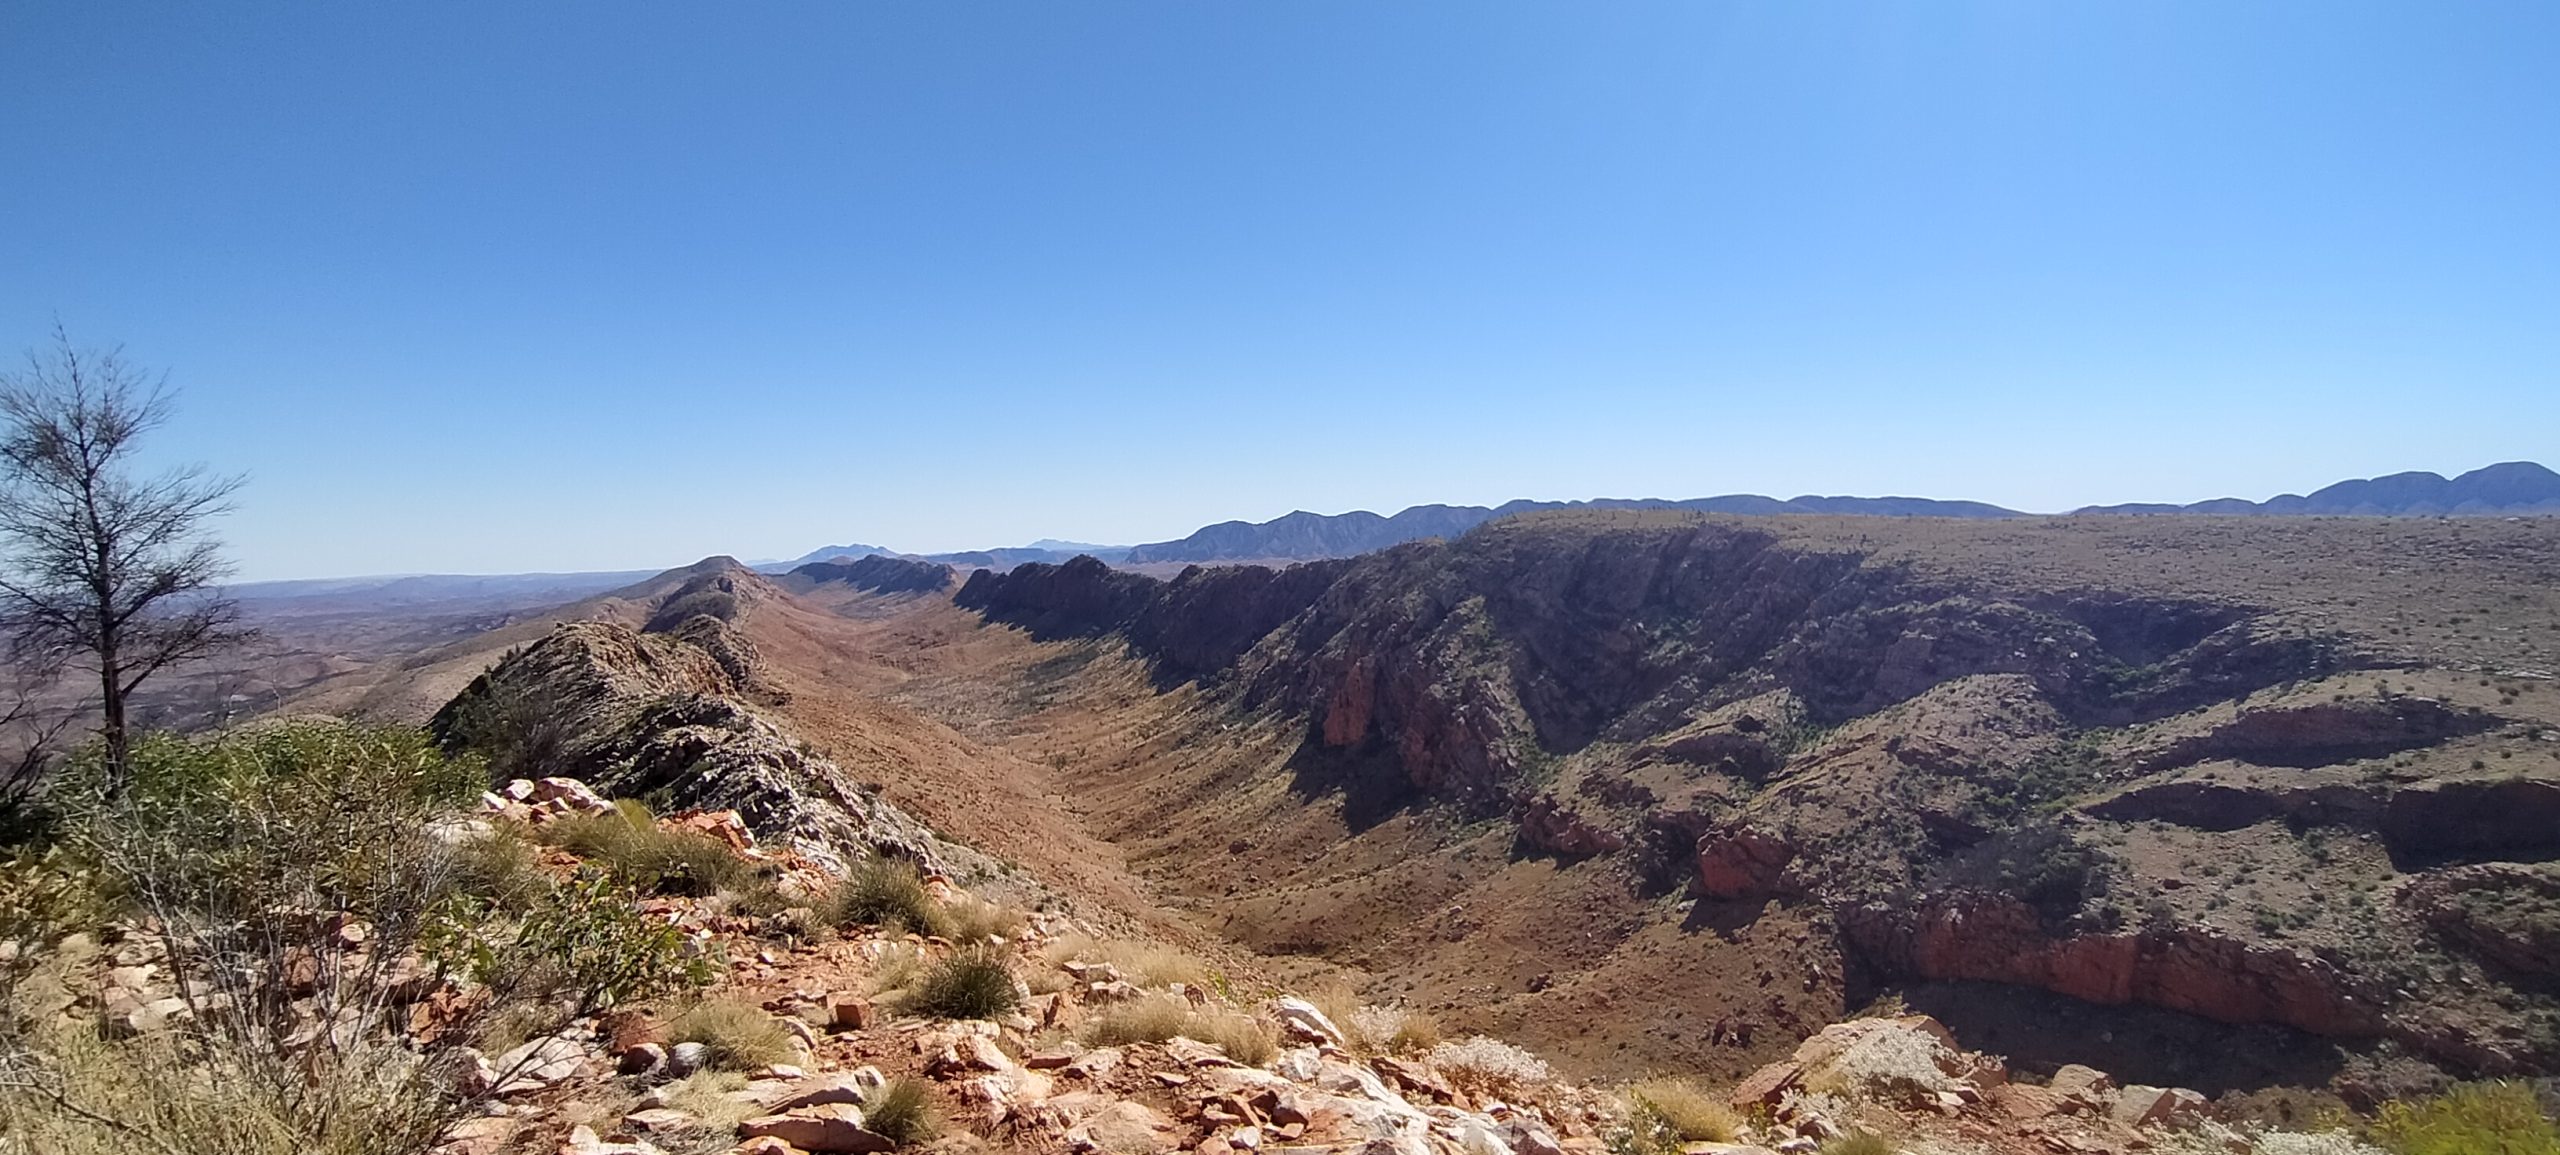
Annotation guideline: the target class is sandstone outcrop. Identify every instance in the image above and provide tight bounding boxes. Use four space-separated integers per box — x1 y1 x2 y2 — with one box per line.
1839 895 2387 1038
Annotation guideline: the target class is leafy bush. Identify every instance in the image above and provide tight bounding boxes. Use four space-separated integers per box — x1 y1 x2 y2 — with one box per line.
821 856 951 938
1629 1078 1742 1142
906 944 1019 1020
0 723 710 1152
3 725 485 1149
862 1076 940 1146
429 867 712 1015
665 999 801 1071
2371 1081 2559 1155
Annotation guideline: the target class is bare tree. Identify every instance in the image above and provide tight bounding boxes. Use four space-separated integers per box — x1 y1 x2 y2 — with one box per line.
0 327 248 795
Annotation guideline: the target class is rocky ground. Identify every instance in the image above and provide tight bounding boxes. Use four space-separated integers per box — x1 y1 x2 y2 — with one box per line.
32 773 2390 1155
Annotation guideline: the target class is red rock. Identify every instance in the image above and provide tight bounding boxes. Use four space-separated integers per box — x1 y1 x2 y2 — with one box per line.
740 1104 894 1153
1695 825 1797 900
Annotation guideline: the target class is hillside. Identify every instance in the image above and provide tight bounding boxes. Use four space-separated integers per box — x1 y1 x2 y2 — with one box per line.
934 512 2560 1099
217 513 2560 1122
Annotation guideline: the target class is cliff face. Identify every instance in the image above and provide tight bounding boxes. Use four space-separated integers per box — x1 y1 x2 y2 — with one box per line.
951 513 2560 1079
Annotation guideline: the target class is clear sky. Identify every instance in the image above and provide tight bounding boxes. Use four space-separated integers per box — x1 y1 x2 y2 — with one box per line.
3 2 2554 580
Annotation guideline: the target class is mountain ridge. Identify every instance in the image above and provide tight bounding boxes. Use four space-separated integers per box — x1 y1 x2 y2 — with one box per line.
1122 462 2560 564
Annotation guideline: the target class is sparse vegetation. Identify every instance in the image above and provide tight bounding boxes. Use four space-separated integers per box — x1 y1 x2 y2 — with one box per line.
0 722 707 1153
1040 933 1208 988
2370 1080 2560 1155
536 799 761 897
1082 995 1275 1065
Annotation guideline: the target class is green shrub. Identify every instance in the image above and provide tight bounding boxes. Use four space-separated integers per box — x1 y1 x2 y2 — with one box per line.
2372 1081 2560 1155
665 999 801 1071
906 945 1019 1020
860 1077 940 1146
441 824 550 912
821 856 951 938
428 868 712 1015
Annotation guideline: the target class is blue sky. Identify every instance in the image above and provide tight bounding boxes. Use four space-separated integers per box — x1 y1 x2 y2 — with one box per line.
3 2 2554 580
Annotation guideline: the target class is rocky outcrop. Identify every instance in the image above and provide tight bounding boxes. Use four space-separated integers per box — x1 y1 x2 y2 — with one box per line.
956 556 1352 685
2399 863 2560 979
2083 777 2387 831
1841 896 2388 1040
790 555 954 596
2128 696 2496 773
1514 795 1625 857
1694 824 1797 900
2380 776 2560 863
431 619 946 872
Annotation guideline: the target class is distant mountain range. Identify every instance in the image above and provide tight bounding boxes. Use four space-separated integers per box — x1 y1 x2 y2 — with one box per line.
2073 461 2560 518
1113 462 2558 564
1122 494 2026 563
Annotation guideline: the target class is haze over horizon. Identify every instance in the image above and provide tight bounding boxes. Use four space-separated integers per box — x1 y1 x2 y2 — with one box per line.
6 2 2556 580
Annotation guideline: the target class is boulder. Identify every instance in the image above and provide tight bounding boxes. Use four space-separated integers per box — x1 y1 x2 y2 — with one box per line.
1067 1100 1181 1154
765 1071 876 1112
1694 825 1797 901
1270 997 1348 1049
740 1104 895 1153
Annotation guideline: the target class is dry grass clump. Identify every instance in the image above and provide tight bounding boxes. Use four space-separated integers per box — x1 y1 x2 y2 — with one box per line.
1427 1035 1553 1092
943 895 1028 944
0 1017 448 1155
1040 933 1207 988
1347 1003 1442 1057
1081 995 1276 1067
868 941 927 997
861 1076 940 1146
1083 993 1196 1046
665 999 800 1071
1820 1133 1894 1155
537 800 759 897
1629 1078 1742 1142
819 856 952 938
441 822 553 911
654 1070 763 1134
905 945 1020 1020
1187 1012 1278 1067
